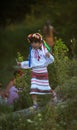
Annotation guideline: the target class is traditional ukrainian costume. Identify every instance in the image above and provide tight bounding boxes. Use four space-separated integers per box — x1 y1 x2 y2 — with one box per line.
20 47 54 95
19 33 55 96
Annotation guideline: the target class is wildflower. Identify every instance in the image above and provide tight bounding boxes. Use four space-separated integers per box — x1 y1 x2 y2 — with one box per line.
27 119 33 123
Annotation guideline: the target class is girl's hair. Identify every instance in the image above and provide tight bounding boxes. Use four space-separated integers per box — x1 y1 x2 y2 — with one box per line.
27 33 43 43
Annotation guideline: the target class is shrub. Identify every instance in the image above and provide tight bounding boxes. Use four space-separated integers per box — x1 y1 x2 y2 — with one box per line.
48 37 69 88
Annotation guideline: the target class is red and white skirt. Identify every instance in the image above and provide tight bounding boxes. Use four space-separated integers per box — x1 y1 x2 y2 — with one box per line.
30 67 52 95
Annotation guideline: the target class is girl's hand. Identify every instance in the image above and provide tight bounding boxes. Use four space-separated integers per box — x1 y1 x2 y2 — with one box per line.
16 59 21 66
17 62 21 66
45 52 50 58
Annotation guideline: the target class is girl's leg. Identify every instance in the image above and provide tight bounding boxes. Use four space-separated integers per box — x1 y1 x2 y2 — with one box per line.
51 89 58 103
31 94 38 108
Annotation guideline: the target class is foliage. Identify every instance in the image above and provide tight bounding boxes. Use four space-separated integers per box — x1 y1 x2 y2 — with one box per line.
53 37 69 60
14 69 32 110
0 1 77 128
0 2 77 84
0 104 13 115
67 59 77 78
70 38 77 58
48 37 69 88
16 52 24 62
56 76 77 130
0 37 77 129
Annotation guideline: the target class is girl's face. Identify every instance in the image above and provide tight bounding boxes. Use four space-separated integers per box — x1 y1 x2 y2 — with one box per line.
31 42 41 49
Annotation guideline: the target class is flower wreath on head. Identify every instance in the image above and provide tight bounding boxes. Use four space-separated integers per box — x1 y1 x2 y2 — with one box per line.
27 33 43 43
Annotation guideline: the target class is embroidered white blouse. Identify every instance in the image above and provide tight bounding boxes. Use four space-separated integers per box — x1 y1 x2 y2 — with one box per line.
20 48 54 69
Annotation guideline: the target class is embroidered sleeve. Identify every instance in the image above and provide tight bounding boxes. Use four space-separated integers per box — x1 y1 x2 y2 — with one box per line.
21 61 31 69
45 53 54 66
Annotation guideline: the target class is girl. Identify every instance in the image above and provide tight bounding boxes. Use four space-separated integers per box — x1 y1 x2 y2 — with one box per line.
18 33 57 109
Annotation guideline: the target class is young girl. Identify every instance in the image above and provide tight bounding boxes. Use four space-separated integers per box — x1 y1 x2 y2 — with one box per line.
18 33 57 109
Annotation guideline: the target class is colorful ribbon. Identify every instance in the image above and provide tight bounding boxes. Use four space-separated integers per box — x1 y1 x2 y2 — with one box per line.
43 40 51 52
28 45 32 67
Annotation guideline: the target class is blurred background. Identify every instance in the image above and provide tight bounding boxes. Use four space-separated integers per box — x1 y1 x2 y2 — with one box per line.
0 0 77 86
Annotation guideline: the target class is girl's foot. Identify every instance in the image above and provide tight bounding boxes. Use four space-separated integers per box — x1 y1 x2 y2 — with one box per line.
29 104 39 111
33 104 39 109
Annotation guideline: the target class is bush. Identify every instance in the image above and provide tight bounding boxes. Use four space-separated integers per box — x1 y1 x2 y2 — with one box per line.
48 38 69 88
56 76 77 129
0 37 77 130
14 69 32 110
